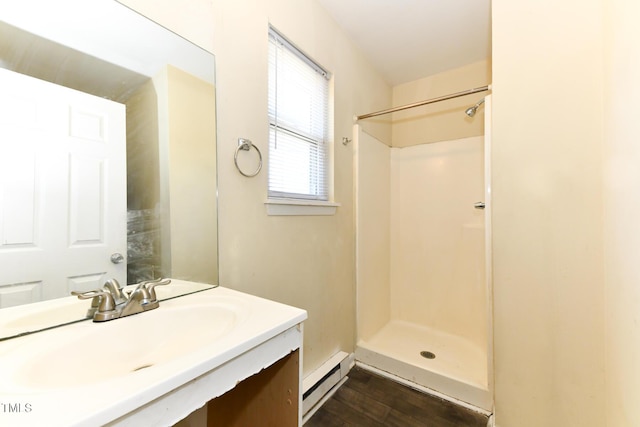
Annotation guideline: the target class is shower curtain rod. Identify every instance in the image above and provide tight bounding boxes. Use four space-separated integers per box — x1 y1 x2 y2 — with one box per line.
355 85 491 121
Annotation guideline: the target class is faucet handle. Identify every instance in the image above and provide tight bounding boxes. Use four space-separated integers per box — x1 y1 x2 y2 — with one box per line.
72 289 116 313
141 278 171 302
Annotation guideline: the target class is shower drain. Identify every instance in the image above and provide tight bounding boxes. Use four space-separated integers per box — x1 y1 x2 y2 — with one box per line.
420 351 436 359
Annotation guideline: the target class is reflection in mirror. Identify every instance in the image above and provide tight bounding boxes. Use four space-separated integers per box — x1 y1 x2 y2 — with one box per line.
0 0 217 338
0 280 214 340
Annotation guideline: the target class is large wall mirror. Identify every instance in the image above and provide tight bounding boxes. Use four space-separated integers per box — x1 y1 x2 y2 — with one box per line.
0 0 218 337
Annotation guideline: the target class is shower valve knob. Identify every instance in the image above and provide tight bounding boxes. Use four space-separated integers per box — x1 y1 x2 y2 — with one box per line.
474 202 486 210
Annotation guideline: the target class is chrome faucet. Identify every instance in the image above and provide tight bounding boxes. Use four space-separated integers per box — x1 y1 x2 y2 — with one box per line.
72 278 171 322
103 278 128 306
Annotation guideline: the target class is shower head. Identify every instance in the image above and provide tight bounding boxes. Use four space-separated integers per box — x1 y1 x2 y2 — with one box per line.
465 98 485 117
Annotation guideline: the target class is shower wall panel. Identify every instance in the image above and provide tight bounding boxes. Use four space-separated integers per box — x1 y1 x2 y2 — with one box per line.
355 127 391 342
390 136 486 348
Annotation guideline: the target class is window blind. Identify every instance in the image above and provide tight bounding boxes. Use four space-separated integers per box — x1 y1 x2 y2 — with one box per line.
268 27 330 201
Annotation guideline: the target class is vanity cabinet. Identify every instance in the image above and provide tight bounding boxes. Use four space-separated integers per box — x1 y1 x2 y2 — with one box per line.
207 350 299 427
177 349 299 427
115 320 305 427
0 285 307 427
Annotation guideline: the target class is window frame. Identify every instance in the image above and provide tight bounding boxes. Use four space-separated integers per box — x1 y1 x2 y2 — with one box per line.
266 26 337 215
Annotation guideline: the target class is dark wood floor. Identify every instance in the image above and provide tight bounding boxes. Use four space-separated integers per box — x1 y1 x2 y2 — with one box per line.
304 367 488 427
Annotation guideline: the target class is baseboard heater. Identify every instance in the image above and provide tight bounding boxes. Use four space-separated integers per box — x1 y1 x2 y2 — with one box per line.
302 351 352 421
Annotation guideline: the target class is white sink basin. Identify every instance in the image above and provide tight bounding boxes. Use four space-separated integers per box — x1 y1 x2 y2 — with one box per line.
0 283 307 427
9 302 244 390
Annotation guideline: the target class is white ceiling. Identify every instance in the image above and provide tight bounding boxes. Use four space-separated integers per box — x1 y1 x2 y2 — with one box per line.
316 0 491 86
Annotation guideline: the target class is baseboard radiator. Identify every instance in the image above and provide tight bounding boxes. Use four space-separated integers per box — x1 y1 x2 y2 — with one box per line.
302 351 353 423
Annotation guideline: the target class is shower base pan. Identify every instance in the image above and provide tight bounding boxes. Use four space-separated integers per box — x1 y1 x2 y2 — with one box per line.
355 320 492 411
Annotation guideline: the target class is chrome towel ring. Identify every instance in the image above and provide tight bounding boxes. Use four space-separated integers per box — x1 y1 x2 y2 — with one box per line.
234 138 262 177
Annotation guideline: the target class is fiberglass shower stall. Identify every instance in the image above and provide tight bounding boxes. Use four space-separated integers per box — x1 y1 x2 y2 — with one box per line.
354 95 493 412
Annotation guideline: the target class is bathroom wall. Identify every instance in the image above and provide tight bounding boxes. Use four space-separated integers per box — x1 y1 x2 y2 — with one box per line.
492 0 606 425
355 127 391 343
116 2 640 425
164 66 218 284
603 0 640 425
116 0 215 54
120 0 392 376
209 0 391 376
128 65 217 284
392 60 491 148
390 137 485 348
126 78 159 212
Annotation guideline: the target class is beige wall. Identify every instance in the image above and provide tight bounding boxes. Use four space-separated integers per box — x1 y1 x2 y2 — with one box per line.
492 0 605 426
126 79 159 212
116 0 215 53
120 0 391 376
210 0 391 375
150 65 218 285
117 0 219 284
392 60 491 148
604 0 640 425
165 66 218 284
116 1 640 425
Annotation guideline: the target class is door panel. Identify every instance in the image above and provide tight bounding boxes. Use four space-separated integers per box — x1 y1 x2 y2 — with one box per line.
0 68 126 307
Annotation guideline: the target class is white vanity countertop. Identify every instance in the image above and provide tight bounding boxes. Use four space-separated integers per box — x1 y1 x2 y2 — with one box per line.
0 282 307 426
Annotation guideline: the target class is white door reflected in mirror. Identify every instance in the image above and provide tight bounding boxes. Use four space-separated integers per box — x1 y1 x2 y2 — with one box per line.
0 0 217 337
0 68 126 308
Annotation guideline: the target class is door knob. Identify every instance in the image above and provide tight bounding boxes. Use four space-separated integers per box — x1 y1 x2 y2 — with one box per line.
110 253 125 264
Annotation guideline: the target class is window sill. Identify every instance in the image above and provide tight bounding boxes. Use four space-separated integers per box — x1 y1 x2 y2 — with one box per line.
265 199 340 216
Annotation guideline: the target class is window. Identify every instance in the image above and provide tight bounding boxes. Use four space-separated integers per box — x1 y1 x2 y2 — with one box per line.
268 27 330 202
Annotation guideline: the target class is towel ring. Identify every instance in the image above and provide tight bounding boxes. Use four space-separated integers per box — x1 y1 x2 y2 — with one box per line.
234 138 262 177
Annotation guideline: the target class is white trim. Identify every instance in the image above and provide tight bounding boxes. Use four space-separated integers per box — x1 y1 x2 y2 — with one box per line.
303 351 349 393
302 351 350 420
265 199 340 216
302 352 349 414
302 377 347 425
